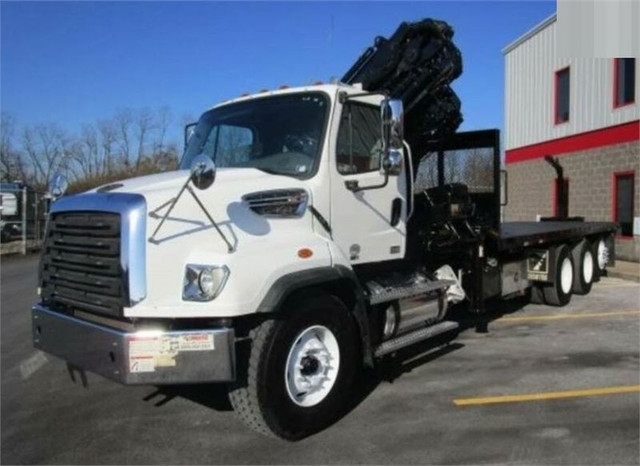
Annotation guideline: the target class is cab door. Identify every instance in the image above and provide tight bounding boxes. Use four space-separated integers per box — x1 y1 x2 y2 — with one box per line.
329 99 408 265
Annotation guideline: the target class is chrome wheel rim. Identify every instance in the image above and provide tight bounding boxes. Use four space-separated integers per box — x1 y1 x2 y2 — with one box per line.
284 325 340 407
583 250 594 284
597 240 608 270
560 257 573 294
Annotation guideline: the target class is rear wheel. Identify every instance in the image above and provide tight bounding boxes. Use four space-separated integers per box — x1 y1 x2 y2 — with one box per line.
228 295 359 440
529 284 545 304
592 237 610 280
572 240 594 295
543 245 574 306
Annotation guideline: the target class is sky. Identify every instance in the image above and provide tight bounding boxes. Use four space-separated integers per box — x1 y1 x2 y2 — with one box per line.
1 1 556 147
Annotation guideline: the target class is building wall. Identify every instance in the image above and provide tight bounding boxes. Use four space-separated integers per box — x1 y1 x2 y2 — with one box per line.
504 16 640 151
505 140 640 261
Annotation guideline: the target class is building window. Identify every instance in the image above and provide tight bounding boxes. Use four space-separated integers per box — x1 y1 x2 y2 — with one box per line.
554 67 570 124
613 172 635 237
614 58 636 108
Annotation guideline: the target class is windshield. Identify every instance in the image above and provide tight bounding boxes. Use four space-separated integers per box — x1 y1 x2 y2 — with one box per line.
180 92 329 178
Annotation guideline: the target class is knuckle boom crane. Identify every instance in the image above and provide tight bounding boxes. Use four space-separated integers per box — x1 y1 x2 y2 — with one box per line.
341 18 464 149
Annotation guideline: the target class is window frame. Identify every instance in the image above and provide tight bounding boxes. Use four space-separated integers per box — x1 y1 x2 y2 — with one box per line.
335 100 383 176
179 91 331 181
613 58 636 109
612 170 635 239
554 66 571 125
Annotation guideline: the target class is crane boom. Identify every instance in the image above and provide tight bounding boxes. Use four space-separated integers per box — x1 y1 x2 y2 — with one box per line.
341 18 464 149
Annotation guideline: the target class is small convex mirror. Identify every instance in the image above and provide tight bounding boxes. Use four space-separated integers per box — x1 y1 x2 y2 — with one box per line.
190 154 216 190
48 172 68 200
380 98 405 176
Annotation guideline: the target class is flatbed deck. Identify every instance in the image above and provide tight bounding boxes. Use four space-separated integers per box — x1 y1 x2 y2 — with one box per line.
497 221 617 251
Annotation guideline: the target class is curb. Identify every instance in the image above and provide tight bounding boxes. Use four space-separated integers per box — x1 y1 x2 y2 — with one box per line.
606 270 640 283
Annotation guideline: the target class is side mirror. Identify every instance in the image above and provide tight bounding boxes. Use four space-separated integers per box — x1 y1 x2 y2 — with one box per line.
48 172 68 200
190 154 216 190
381 98 404 176
184 122 197 151
500 169 508 206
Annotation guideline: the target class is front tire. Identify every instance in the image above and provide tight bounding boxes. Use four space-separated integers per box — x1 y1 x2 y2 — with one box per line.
228 295 359 440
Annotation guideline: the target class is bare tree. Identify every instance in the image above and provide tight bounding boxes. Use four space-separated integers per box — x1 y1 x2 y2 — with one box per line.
134 108 155 170
114 108 133 168
97 118 116 175
21 123 73 187
154 106 171 154
0 112 29 182
462 147 493 192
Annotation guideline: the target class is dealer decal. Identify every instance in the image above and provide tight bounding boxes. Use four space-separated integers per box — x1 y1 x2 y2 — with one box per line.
178 334 214 351
127 333 215 373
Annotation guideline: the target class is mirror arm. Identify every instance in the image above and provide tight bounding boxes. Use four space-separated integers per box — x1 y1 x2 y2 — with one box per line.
345 172 390 193
147 175 192 243
148 173 234 252
185 185 234 252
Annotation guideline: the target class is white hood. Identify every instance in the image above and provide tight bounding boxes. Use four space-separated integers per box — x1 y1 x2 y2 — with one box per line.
92 168 304 197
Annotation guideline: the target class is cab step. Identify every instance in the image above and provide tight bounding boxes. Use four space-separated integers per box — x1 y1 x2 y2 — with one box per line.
374 320 459 357
367 278 454 305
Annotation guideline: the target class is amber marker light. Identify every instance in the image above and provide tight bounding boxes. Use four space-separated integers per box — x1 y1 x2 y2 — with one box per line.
298 248 313 259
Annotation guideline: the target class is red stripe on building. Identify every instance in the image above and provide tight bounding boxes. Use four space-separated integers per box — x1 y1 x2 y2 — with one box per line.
505 120 640 164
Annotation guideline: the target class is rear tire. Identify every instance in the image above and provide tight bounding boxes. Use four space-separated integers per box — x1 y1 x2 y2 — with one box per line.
572 240 594 295
542 245 574 306
529 284 545 304
228 295 359 440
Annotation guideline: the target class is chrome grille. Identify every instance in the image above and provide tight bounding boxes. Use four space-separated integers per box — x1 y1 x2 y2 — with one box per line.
41 212 125 317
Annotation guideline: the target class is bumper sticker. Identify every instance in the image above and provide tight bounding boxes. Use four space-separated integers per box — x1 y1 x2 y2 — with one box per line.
130 355 155 373
178 334 215 351
128 333 215 373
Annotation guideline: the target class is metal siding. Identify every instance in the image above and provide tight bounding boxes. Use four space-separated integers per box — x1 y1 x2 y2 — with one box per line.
505 19 640 151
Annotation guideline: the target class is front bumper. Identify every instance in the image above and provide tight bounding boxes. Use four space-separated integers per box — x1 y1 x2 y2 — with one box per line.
32 305 235 385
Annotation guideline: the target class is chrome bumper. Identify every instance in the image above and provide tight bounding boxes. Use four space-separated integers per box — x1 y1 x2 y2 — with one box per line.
32 305 235 385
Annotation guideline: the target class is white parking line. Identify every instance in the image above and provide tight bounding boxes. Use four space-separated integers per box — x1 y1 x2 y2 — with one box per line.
19 351 49 380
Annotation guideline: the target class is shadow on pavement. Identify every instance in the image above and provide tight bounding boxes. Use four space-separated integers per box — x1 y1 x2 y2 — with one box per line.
143 296 531 432
144 383 233 411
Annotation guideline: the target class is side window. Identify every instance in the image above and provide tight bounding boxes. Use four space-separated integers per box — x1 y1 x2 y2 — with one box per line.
336 103 382 175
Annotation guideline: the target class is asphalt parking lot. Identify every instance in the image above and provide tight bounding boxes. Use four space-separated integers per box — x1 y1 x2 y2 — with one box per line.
2 254 639 465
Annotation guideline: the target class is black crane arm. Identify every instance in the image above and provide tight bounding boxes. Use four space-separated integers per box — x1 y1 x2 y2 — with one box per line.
341 18 464 150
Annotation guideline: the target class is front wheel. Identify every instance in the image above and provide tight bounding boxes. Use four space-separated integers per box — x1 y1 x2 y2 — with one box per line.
228 295 359 440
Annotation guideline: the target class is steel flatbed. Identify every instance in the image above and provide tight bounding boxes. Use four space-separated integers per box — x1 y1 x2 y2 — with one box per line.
497 221 617 251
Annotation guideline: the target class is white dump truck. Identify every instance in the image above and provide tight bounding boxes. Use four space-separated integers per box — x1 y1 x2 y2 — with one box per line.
32 19 616 440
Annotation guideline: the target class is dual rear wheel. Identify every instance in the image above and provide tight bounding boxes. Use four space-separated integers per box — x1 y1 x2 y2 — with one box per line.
533 238 604 306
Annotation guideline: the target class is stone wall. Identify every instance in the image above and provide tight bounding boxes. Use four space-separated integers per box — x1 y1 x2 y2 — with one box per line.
505 140 640 261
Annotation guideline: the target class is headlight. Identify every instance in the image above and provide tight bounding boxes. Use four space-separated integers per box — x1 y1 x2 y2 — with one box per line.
183 264 230 301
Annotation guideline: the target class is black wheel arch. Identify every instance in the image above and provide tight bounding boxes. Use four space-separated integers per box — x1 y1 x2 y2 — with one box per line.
256 266 373 367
